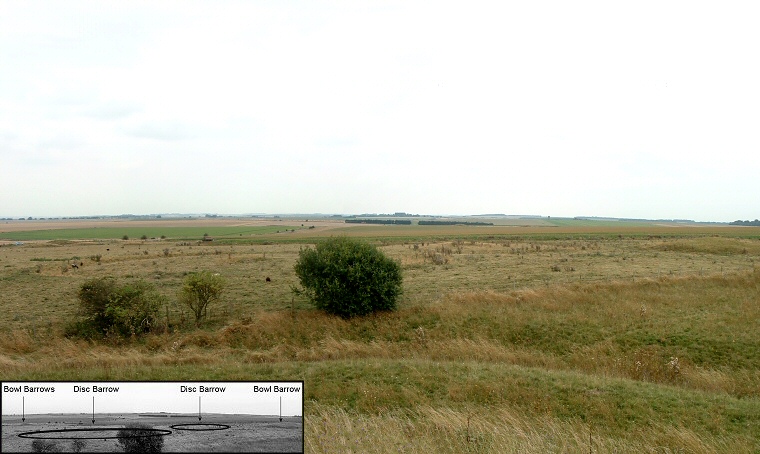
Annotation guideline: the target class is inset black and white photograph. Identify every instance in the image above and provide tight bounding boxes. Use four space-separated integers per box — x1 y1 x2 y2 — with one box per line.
1 381 303 453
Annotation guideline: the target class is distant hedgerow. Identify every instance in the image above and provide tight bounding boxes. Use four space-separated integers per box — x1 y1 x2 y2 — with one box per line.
294 237 402 318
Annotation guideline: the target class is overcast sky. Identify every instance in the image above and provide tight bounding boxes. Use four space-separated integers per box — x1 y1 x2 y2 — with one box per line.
1 1 758 222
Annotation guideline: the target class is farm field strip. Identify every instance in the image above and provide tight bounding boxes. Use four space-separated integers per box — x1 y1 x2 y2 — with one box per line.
0 218 337 232
0 226 303 241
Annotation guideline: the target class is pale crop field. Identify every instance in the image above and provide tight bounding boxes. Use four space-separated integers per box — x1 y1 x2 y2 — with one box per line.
1 221 759 452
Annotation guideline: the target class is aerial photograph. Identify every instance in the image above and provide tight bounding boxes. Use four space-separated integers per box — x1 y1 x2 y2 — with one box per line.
1 1 758 452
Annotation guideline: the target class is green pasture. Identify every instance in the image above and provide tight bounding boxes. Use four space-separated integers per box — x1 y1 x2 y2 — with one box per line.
0 226 298 241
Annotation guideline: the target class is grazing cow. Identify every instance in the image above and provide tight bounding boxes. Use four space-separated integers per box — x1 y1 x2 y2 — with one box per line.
71 263 79 269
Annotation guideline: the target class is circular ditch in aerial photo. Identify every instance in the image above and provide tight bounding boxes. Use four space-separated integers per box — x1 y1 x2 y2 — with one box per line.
170 423 231 431
18 427 173 440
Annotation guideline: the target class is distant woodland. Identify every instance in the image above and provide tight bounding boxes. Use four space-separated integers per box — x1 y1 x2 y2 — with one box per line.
730 219 760 226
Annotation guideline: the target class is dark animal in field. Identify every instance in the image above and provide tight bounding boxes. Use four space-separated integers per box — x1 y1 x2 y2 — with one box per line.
265 277 271 282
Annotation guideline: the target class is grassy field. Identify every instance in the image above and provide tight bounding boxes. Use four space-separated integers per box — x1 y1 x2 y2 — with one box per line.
1 220 758 452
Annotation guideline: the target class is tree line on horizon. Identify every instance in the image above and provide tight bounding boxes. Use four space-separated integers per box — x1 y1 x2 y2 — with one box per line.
730 219 760 226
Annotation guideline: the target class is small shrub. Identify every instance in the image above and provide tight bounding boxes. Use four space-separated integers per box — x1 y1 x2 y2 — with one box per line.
431 253 447 265
179 271 225 325
71 439 87 453
294 236 402 318
116 423 164 453
122 235 129 240
628 346 685 384
31 439 60 452
424 249 447 265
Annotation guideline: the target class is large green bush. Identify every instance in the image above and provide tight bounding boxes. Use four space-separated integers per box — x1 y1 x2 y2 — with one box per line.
294 237 403 318
72 277 164 338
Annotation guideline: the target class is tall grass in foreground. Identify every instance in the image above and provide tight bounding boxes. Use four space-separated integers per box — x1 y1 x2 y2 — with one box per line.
306 403 749 453
4 358 758 452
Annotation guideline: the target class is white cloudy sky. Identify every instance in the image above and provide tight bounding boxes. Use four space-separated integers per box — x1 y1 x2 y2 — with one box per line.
1 1 758 222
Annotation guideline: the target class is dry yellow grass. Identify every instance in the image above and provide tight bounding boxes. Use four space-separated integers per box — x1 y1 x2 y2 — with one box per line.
2 270 757 399
306 403 750 453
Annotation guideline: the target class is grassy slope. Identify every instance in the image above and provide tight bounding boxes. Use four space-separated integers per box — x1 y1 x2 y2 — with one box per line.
4 360 757 452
